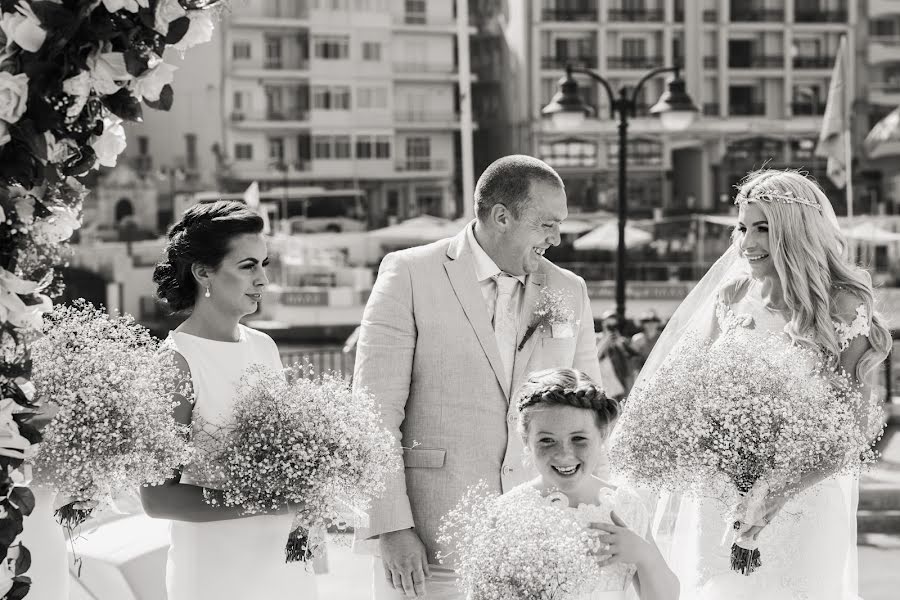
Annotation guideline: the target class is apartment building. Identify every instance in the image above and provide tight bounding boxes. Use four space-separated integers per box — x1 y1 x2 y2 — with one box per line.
529 0 882 217
119 0 475 231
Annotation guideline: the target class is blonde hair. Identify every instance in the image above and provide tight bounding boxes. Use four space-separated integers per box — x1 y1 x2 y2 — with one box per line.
733 169 891 379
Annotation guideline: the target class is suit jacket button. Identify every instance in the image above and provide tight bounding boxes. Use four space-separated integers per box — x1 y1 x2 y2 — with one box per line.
501 465 512 475
507 413 516 425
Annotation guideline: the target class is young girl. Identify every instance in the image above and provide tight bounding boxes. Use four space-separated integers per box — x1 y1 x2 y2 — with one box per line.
508 368 678 600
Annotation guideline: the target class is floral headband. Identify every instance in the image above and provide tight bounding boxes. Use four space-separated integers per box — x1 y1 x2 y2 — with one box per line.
734 188 822 212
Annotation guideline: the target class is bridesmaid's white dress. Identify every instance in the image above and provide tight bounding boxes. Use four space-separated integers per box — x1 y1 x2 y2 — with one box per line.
164 325 317 600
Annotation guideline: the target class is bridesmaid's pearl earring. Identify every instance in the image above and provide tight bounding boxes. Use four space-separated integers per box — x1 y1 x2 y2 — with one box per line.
204 286 211 298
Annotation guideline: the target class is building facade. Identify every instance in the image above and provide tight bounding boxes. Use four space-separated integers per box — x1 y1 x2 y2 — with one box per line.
120 0 478 231
529 0 898 218
865 0 900 211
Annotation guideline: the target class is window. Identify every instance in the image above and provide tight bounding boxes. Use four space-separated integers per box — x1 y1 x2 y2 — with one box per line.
870 19 898 37
539 139 597 168
622 38 646 59
313 35 350 59
404 0 426 24
356 136 372 159
235 143 253 160
358 86 387 109
137 136 149 155
269 138 285 161
335 135 351 158
233 91 244 110
406 137 430 169
314 136 332 159
312 86 351 110
362 41 381 61
265 35 283 68
375 135 391 158
232 41 251 60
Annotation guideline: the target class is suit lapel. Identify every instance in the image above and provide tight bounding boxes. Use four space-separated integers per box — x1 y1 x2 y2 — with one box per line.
444 253 511 399
512 271 547 393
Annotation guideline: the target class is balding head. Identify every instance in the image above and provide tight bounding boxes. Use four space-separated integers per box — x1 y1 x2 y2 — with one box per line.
474 155 565 222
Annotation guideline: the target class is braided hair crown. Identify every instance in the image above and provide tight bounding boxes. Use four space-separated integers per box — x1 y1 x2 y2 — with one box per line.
515 368 620 438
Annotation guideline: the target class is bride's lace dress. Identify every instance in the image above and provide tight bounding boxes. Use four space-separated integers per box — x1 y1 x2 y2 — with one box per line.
504 484 649 600
670 280 865 600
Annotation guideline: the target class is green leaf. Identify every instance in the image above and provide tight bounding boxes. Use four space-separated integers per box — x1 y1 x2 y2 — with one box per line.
144 84 174 111
124 48 150 78
13 544 30 575
29 2 74 30
9 121 47 162
7 578 31 600
165 17 190 45
10 487 35 517
103 88 143 122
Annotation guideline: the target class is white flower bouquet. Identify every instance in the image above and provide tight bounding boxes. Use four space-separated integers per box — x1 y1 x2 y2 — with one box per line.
438 483 602 600
30 301 194 528
518 287 577 350
191 364 397 562
610 330 882 574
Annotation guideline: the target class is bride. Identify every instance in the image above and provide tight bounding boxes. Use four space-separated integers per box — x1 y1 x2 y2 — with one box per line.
628 169 890 600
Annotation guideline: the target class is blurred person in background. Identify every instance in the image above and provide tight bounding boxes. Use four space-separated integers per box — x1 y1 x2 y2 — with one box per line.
630 310 663 372
595 309 639 401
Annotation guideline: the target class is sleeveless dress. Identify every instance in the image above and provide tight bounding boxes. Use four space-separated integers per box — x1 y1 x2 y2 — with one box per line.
164 325 317 600
503 484 650 600
670 281 867 600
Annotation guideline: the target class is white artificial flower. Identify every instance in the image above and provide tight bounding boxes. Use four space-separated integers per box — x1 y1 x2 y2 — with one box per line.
0 3 46 53
154 0 187 36
132 54 176 102
13 195 34 225
45 131 78 164
101 0 149 13
87 51 129 95
0 398 31 459
0 71 28 124
0 121 8 146
90 115 127 168
173 11 214 52
33 206 81 243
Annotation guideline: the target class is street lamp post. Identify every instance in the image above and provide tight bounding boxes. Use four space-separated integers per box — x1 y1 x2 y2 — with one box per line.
542 65 698 323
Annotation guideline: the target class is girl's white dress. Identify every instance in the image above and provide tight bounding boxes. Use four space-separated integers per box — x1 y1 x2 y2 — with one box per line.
504 484 650 600
164 325 317 600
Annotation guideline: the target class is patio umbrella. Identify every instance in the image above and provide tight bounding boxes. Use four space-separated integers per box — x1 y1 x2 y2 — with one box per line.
369 215 467 245
843 221 900 244
573 221 653 251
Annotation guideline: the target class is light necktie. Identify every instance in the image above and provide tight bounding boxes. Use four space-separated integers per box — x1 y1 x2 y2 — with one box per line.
493 273 519 389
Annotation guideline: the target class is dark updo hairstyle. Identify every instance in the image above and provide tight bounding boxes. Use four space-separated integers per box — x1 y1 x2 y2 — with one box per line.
153 200 264 312
515 368 620 442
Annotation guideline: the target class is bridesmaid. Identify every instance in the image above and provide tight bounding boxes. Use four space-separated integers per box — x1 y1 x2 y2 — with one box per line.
141 200 317 599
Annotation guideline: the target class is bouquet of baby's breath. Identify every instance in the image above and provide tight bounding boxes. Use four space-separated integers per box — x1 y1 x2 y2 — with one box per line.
191 364 397 563
611 330 882 575
30 300 194 528
438 483 602 600
518 287 577 350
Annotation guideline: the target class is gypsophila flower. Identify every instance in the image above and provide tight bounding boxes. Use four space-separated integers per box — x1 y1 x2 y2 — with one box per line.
30 300 193 527
191 363 398 563
518 287 577 351
437 482 602 600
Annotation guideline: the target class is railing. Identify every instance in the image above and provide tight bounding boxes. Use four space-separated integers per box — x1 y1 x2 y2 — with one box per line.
394 110 459 122
608 55 664 69
731 9 784 22
395 158 449 171
793 56 833 69
729 55 784 68
703 9 718 22
729 102 766 116
263 59 309 70
559 261 717 282
791 101 825 115
266 109 309 121
703 56 718 68
795 10 847 22
261 1 308 18
703 102 720 116
608 8 664 21
541 55 598 69
280 346 353 380
393 62 457 73
540 8 599 21
394 12 454 26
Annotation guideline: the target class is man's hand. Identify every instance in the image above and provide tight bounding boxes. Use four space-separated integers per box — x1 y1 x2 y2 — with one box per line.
380 528 431 597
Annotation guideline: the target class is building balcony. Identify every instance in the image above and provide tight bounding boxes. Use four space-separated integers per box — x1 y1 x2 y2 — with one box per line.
793 56 832 69
791 101 826 115
607 8 664 21
703 9 718 22
393 111 461 128
703 102 720 116
869 37 900 65
393 62 457 74
229 110 310 129
870 82 900 106
393 12 454 26
541 55 598 69
232 61 309 79
794 9 847 22
729 102 766 116
608 55 664 69
731 9 784 22
540 8 599 22
230 3 309 26
395 158 450 173
703 56 718 68
729 55 784 68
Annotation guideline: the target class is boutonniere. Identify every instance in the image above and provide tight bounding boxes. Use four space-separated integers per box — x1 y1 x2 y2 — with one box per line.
517 287 577 351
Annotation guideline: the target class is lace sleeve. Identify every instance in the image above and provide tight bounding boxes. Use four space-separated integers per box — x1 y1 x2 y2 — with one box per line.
833 303 870 352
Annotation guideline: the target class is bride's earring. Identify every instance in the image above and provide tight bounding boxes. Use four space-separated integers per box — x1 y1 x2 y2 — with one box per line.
204 285 211 298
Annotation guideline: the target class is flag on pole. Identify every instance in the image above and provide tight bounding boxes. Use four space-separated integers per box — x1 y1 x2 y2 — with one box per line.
864 105 900 158
815 35 851 190
243 181 271 234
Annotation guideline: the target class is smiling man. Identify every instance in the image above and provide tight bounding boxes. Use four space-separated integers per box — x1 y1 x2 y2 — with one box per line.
353 155 604 599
